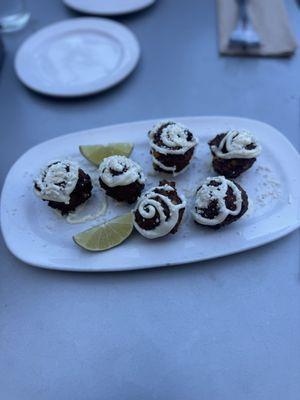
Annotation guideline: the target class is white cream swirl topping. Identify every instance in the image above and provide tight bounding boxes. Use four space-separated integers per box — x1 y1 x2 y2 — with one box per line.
192 176 242 226
133 182 186 239
34 160 79 204
99 155 145 188
149 121 198 155
211 130 261 159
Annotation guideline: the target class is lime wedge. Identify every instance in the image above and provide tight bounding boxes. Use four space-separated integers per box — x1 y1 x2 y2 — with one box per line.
73 213 133 252
79 143 133 166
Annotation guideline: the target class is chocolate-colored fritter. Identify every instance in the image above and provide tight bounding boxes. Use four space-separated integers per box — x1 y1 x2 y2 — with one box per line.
151 148 195 174
134 180 185 234
99 178 144 204
209 133 257 178
34 169 93 215
194 179 248 229
150 122 196 174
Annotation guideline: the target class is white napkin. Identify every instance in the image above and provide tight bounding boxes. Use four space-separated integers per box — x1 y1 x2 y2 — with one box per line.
217 0 297 56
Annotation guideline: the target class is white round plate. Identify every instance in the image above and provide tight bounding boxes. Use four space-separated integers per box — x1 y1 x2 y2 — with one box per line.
63 0 156 16
15 18 140 97
1 117 300 272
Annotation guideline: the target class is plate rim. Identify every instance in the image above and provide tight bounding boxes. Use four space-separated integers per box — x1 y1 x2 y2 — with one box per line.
14 17 140 97
63 0 156 16
1 223 299 273
1 116 300 272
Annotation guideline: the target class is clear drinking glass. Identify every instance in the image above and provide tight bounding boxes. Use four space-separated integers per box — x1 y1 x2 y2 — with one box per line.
0 0 30 33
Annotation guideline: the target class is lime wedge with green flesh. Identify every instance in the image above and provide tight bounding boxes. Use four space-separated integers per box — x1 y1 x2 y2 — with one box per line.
73 213 133 252
79 143 133 166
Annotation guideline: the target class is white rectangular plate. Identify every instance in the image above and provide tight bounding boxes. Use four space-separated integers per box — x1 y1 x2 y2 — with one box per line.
1 117 300 272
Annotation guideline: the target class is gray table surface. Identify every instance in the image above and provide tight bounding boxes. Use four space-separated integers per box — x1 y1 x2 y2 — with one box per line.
1 0 300 399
